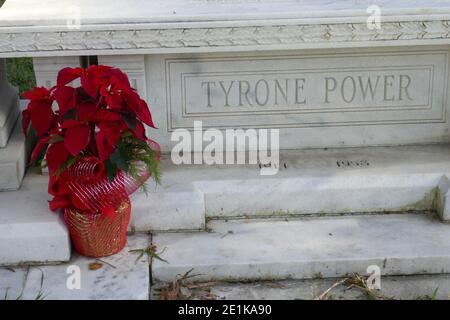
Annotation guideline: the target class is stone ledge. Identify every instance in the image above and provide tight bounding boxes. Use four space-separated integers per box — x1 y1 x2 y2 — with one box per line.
2 1 450 57
0 173 70 266
152 274 450 300
0 234 149 299
1 0 450 27
130 188 205 232
131 145 450 232
0 119 26 191
0 88 19 148
152 213 450 282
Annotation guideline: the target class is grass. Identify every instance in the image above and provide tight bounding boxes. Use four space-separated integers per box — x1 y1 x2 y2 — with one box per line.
0 1 35 95
129 245 169 264
1 2 36 96
6 58 36 96
316 274 441 300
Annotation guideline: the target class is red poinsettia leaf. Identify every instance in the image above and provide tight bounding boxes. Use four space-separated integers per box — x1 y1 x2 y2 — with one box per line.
48 175 59 196
30 136 51 164
46 142 69 173
30 101 55 137
105 128 121 147
54 86 77 115
57 67 82 87
23 87 51 101
61 119 82 129
96 130 115 161
48 174 71 196
130 120 147 141
80 74 99 99
48 195 72 211
137 99 155 128
88 64 112 80
106 68 131 89
105 92 124 110
21 109 31 137
125 91 156 128
91 109 122 122
81 65 112 99
96 122 122 147
64 124 91 156
76 101 98 122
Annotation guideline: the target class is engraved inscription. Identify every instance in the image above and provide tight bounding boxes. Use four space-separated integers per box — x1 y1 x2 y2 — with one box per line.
201 78 307 108
166 51 447 131
336 160 371 168
183 68 431 116
200 74 414 109
323 74 412 104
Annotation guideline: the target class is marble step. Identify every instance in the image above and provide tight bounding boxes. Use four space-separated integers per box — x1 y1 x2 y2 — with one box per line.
130 144 450 232
0 88 19 148
152 213 450 283
0 235 149 300
0 116 27 191
0 173 71 266
151 274 450 300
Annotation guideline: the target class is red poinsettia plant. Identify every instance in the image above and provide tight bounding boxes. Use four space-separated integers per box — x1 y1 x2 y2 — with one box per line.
22 65 161 217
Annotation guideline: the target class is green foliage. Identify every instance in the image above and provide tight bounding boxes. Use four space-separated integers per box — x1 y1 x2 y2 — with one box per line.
129 245 168 264
54 155 78 177
45 130 161 187
416 288 439 300
113 131 162 187
6 58 36 96
104 159 117 181
110 148 129 172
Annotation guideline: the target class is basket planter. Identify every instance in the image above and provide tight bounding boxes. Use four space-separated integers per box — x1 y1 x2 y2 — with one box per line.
64 198 131 257
22 64 160 258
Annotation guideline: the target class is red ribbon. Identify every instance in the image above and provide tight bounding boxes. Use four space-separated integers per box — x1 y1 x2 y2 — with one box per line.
48 141 159 220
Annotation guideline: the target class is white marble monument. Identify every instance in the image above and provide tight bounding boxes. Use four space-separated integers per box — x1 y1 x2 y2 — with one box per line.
0 58 25 191
2 1 450 150
3 0 450 277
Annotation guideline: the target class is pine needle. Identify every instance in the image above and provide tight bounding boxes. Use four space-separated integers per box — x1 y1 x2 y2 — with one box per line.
129 245 169 264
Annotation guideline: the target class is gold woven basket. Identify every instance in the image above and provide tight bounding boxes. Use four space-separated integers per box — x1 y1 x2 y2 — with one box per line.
63 199 131 257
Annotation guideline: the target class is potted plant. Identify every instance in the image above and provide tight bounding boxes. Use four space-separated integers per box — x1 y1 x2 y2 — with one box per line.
22 65 160 257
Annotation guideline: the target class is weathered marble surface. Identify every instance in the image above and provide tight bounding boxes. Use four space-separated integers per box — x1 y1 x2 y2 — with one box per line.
2 0 450 26
2 1 450 56
0 267 27 299
153 274 450 300
0 58 19 147
148 47 450 151
130 187 205 232
6 143 450 236
0 235 150 300
131 144 450 226
152 213 450 282
0 119 26 190
0 173 70 265
0 102 19 148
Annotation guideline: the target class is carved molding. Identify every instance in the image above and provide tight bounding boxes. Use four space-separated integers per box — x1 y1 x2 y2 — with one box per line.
1 20 450 55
